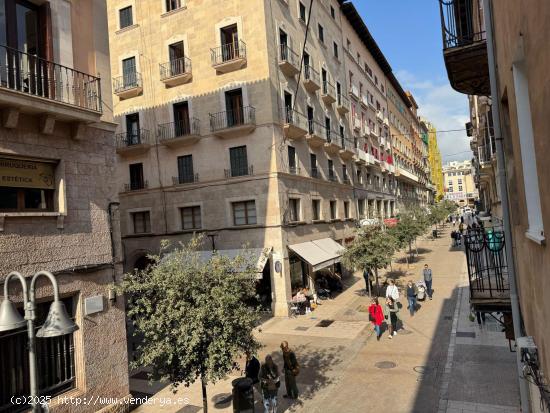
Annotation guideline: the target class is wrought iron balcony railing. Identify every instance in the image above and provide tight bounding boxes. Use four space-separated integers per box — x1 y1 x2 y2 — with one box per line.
159 56 192 80
304 65 320 84
210 106 256 131
0 44 102 112
225 165 254 178
310 167 320 178
322 80 335 97
159 118 200 141
113 71 142 94
279 44 299 67
172 174 199 185
115 128 151 148
439 0 486 50
211 40 247 65
124 180 149 191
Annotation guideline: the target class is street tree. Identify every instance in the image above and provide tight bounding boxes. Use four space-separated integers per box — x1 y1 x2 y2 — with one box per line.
342 225 396 296
118 237 262 413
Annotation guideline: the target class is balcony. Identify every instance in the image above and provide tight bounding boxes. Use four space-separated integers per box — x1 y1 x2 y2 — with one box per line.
283 108 308 140
113 72 142 99
158 118 201 148
439 0 490 95
225 165 254 178
353 115 361 132
464 229 510 311
124 180 149 192
210 106 256 138
379 136 388 147
321 80 336 104
310 167 321 179
288 166 302 176
160 57 192 86
376 110 384 122
303 65 321 92
115 129 152 156
306 120 326 147
278 44 300 77
323 130 340 155
339 136 355 160
211 40 247 73
172 174 199 185
354 148 367 165
360 95 369 108
0 45 102 125
336 93 349 115
349 83 359 99
384 117 389 127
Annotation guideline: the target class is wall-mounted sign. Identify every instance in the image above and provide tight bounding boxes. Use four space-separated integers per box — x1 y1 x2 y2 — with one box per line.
84 295 104 316
0 158 55 189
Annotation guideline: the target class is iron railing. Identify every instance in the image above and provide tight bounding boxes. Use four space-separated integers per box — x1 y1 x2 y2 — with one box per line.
310 167 320 178
337 93 349 108
304 65 320 84
115 128 151 148
113 71 142 94
284 107 308 130
172 174 199 185
0 44 102 112
211 40 247 65
158 118 200 141
322 80 335 98
225 165 253 178
210 106 255 131
464 228 510 301
124 180 148 192
439 0 486 50
288 166 301 175
279 44 299 67
477 145 493 164
159 56 192 80
307 119 325 137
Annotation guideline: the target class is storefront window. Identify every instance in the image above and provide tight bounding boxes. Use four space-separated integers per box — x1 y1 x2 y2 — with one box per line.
290 254 308 292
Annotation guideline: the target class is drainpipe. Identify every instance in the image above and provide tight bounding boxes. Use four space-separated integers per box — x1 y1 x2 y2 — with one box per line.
482 0 530 411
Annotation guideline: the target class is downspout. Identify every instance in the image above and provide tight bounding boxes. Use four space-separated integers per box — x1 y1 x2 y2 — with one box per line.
108 202 120 285
482 0 530 411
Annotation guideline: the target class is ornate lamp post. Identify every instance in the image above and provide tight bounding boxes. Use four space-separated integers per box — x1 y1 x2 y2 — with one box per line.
0 271 79 413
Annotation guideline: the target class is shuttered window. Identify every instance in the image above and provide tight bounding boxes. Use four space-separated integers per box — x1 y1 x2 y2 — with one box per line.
119 6 133 29
229 146 248 177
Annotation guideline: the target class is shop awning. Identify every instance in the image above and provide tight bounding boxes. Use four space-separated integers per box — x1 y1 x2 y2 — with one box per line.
288 238 345 272
197 247 272 278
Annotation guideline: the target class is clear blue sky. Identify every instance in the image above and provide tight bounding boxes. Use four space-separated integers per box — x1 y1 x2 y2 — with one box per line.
352 0 472 163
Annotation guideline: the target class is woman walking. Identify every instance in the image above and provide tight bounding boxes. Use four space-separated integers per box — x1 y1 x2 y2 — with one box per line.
368 297 385 341
384 296 399 338
406 280 419 317
259 355 280 413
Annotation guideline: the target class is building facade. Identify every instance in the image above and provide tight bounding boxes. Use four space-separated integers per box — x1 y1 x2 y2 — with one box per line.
442 160 478 206
0 1 129 412
440 0 550 410
424 120 444 200
107 0 432 318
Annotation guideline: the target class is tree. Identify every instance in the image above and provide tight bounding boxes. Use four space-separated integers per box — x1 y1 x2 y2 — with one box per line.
342 225 396 296
118 238 262 413
390 210 425 264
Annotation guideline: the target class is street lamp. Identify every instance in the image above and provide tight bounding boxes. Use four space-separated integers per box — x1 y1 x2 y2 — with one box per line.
0 271 79 413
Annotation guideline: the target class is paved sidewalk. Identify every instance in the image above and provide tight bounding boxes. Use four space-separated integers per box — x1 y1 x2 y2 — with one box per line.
130 224 520 413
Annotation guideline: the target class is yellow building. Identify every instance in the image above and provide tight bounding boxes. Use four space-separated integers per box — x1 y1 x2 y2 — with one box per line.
443 161 478 207
426 121 444 200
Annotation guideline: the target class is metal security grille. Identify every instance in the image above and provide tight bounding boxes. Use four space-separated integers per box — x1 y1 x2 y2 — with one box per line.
0 298 75 413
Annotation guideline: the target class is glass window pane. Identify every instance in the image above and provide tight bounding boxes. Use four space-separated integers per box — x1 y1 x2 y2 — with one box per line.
0 187 18 210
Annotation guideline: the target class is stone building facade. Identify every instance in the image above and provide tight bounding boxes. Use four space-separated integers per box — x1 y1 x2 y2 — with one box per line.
0 1 129 412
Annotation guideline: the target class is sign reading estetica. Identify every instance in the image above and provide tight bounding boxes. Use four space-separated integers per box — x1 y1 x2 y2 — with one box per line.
0 158 55 189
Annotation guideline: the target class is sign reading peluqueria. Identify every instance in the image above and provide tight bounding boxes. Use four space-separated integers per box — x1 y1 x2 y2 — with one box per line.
0 158 55 189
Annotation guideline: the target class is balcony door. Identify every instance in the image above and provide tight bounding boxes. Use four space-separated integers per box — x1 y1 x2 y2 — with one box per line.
284 91 292 121
279 29 288 61
220 24 239 61
307 106 314 134
129 163 144 190
122 57 137 88
168 41 185 76
225 89 243 127
126 113 140 145
173 102 190 136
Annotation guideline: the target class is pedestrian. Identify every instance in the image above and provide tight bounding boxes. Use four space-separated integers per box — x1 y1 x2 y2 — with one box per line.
368 297 385 340
281 341 299 399
423 264 433 300
259 355 280 413
385 279 399 301
451 230 457 247
406 280 419 316
384 296 399 339
459 221 464 235
363 268 373 295
245 352 260 384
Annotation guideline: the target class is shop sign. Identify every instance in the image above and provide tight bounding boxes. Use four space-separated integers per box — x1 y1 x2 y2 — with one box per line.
0 158 55 189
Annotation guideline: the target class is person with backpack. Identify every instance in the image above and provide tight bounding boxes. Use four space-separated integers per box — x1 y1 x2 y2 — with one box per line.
368 297 385 341
259 355 280 413
281 341 299 399
406 280 419 316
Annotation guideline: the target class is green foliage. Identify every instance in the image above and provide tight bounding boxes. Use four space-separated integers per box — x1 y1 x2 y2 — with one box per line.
342 225 396 274
118 237 262 389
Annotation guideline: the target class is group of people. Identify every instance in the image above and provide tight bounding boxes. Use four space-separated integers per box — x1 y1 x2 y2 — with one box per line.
244 341 300 413
368 264 434 340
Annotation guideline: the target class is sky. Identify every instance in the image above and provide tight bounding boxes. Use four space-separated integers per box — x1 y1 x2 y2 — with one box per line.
353 0 472 163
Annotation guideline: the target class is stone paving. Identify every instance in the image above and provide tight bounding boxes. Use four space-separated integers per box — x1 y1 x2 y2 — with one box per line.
130 224 520 413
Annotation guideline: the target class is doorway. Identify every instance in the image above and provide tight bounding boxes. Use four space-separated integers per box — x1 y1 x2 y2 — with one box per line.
225 89 244 127
220 24 239 61
173 101 190 136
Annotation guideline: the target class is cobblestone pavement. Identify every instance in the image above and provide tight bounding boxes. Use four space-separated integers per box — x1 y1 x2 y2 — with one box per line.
130 224 520 413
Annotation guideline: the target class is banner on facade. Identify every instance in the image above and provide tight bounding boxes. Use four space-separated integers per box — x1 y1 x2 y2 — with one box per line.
0 158 55 189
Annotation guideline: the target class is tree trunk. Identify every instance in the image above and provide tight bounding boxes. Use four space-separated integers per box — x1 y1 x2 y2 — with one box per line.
415 239 419 256
367 271 372 297
374 268 380 297
202 377 208 413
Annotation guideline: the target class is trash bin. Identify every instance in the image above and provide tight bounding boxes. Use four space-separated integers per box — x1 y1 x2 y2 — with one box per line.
432 229 438 238
232 377 254 413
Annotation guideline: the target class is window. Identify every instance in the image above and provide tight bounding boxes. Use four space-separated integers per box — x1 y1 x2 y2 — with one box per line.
288 146 297 174
129 163 145 190
333 42 339 59
448 187 454 193
458 179 463 185
312 199 321 221
318 24 324 43
310 153 318 177
122 57 137 87
181 206 201 230
330 5 335 18
328 159 334 180
219 24 240 62
233 200 257 225
342 164 348 182
330 201 337 220
289 198 300 222
299 2 307 22
119 6 133 29
374 75 378 85
344 201 350 219
166 0 182 12
229 146 249 177
458 186 463 192
356 169 362 184
365 63 372 77
358 199 366 217
132 211 151 234
168 41 186 76
448 180 453 186
346 39 351 51
225 88 244 126
177 155 194 184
